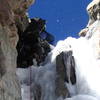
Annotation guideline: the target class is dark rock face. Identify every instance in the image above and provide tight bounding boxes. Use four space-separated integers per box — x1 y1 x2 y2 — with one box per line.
55 51 76 99
63 51 76 85
17 18 52 68
55 52 70 98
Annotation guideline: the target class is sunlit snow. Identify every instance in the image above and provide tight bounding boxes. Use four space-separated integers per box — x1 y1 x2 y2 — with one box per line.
17 20 100 100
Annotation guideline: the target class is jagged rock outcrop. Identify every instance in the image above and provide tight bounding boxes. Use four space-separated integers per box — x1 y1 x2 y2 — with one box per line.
79 27 89 37
87 0 100 26
79 0 100 59
0 0 35 100
55 51 76 99
79 0 100 36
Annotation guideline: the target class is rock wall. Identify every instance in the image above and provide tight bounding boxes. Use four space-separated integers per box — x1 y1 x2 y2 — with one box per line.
79 0 100 36
79 0 100 59
0 0 35 100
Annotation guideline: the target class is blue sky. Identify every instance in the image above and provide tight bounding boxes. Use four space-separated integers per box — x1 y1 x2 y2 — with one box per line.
28 0 91 43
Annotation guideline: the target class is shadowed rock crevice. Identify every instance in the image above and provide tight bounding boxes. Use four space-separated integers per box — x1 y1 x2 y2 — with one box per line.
70 56 76 85
63 51 76 85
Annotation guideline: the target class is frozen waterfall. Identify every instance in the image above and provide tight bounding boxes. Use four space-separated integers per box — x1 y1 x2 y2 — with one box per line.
16 0 100 99
17 25 100 100
16 9 100 99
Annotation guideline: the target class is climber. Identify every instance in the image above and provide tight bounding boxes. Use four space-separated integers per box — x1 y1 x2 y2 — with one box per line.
30 18 55 44
40 30 55 44
16 18 54 68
